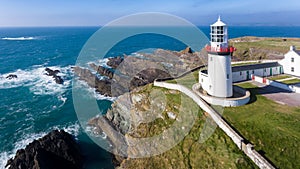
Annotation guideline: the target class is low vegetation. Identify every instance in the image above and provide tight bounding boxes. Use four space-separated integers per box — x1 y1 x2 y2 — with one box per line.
223 83 300 169
268 74 292 81
119 83 256 169
280 78 300 85
229 37 300 61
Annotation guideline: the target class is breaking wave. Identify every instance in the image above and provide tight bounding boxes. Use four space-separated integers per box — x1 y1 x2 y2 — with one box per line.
0 65 73 96
1 37 38 41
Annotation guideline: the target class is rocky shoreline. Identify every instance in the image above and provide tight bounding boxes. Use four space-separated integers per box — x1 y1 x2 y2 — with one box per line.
73 47 205 97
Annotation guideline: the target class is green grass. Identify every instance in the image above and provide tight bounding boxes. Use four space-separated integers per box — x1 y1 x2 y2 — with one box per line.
121 83 257 169
166 71 199 89
281 78 300 85
223 82 300 169
268 75 292 81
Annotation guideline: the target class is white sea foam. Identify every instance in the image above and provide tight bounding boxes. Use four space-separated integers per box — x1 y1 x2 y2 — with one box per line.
0 122 81 169
52 122 81 137
1 37 38 41
0 65 72 96
98 58 111 68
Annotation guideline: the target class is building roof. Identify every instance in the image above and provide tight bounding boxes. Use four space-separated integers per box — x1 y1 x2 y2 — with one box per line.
294 50 300 55
232 62 281 72
288 46 300 55
211 16 226 27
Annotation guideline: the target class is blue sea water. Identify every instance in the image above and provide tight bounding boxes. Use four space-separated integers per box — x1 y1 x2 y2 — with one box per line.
0 26 299 169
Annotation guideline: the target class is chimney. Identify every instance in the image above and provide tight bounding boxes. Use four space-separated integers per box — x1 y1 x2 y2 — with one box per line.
290 46 296 51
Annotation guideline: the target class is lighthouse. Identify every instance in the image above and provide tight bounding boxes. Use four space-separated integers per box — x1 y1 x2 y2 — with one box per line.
200 16 234 98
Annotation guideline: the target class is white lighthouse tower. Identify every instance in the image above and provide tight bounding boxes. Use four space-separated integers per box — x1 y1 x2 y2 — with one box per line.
200 16 234 98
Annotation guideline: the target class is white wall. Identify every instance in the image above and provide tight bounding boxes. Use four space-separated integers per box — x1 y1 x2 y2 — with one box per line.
232 66 282 83
207 53 233 97
280 49 300 76
252 75 300 93
199 72 210 93
232 71 249 82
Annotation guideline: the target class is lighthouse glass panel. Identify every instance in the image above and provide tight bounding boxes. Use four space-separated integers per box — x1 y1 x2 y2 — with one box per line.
211 26 217 34
217 26 224 34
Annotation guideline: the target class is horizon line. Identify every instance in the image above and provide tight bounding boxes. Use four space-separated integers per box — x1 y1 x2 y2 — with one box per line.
1 25 300 28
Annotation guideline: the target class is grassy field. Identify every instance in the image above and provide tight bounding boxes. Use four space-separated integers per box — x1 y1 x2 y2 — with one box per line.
119 83 257 169
268 74 292 81
229 37 300 61
280 78 300 85
223 83 300 169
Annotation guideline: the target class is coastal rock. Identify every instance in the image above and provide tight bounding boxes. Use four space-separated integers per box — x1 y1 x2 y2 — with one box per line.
6 130 83 169
6 74 18 80
129 68 171 88
181 47 193 54
45 68 60 76
89 63 114 79
73 48 206 97
107 56 124 69
54 76 64 84
73 66 114 96
44 68 64 85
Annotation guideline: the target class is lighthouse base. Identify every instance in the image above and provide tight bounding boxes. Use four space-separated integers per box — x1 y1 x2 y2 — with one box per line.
192 83 250 107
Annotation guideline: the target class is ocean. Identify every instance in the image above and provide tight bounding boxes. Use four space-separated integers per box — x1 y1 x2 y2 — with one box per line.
0 26 299 169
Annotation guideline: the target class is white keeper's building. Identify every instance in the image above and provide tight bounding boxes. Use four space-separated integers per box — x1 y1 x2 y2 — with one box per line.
279 46 300 77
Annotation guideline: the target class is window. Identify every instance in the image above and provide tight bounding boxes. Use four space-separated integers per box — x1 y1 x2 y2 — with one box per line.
227 74 229 79
291 67 295 72
264 68 266 72
210 57 213 61
291 58 294 62
240 72 242 75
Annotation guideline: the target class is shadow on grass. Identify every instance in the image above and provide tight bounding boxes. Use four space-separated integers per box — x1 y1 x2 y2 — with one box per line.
245 88 258 104
257 150 278 169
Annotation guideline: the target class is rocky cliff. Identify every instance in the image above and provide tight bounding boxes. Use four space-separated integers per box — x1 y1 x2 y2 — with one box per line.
6 130 83 169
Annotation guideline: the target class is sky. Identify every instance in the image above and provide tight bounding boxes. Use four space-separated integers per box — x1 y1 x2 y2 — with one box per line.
0 0 300 27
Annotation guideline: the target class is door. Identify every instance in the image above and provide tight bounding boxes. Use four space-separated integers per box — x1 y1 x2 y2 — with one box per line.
279 67 282 74
247 71 250 80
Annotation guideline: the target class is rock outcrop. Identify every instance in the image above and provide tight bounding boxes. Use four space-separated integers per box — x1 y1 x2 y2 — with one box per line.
45 68 64 84
73 48 205 97
73 67 114 96
89 63 114 79
107 56 124 69
6 74 18 80
6 130 83 169
181 47 193 54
